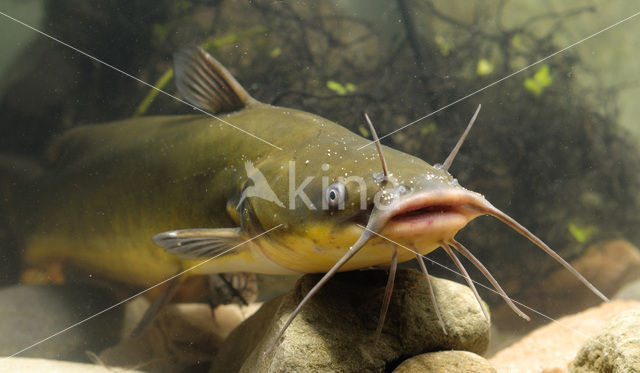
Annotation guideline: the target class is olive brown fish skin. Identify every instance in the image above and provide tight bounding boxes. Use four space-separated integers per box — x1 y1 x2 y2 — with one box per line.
5 49 471 288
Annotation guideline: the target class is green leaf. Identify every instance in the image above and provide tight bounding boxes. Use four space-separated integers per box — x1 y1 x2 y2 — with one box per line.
567 222 598 243
326 80 356 95
270 47 282 58
176 0 191 12
358 125 370 138
200 26 266 51
511 34 524 50
476 59 494 76
420 121 437 136
524 65 553 96
152 23 171 43
434 35 453 56
133 68 174 117
327 80 346 95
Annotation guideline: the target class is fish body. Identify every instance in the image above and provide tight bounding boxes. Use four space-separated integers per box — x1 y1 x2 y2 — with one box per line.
10 93 462 285
16 111 293 285
3 48 606 341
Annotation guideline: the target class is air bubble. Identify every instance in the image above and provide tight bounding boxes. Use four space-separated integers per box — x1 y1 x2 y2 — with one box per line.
373 172 385 183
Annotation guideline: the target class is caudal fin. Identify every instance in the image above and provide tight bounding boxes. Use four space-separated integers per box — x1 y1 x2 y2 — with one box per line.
0 154 42 230
0 154 42 285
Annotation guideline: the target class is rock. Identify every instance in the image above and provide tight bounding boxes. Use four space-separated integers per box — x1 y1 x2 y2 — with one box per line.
255 274 300 301
99 302 260 373
570 309 640 373
119 296 152 339
0 357 143 372
485 324 523 357
614 277 640 301
490 300 640 373
492 239 640 331
393 350 496 373
211 268 491 372
0 283 123 361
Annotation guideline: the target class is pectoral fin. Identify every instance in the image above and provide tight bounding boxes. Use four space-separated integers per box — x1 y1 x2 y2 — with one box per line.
152 228 246 259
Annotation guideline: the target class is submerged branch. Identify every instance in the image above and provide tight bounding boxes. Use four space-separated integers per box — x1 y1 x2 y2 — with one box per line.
396 0 430 90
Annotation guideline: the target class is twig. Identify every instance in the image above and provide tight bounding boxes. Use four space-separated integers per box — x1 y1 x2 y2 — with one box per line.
396 0 429 90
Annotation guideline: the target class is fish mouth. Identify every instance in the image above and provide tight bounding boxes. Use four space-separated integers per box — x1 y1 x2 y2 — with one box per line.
380 189 483 238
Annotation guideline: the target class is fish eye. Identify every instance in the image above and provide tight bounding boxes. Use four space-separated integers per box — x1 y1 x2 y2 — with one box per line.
325 182 346 209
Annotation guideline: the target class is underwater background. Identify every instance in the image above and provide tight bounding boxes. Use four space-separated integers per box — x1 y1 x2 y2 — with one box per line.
1 0 639 371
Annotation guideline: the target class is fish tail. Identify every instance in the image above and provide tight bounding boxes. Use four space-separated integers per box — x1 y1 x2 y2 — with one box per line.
0 154 42 284
0 154 42 231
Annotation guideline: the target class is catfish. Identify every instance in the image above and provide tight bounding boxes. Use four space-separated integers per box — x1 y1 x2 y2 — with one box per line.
1 47 608 353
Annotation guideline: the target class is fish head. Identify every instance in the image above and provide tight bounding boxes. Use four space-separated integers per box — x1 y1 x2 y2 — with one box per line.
364 148 485 253
232 120 486 271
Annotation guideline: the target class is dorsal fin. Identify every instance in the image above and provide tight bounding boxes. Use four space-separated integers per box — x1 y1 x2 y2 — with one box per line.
173 46 254 114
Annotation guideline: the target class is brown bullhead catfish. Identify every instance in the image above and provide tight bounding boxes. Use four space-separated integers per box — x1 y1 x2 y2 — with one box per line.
1 47 607 351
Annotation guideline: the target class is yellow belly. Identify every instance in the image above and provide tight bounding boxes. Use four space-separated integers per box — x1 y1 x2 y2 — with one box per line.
258 225 440 273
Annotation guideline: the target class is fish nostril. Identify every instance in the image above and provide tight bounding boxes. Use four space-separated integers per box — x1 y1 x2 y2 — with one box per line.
398 185 409 195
